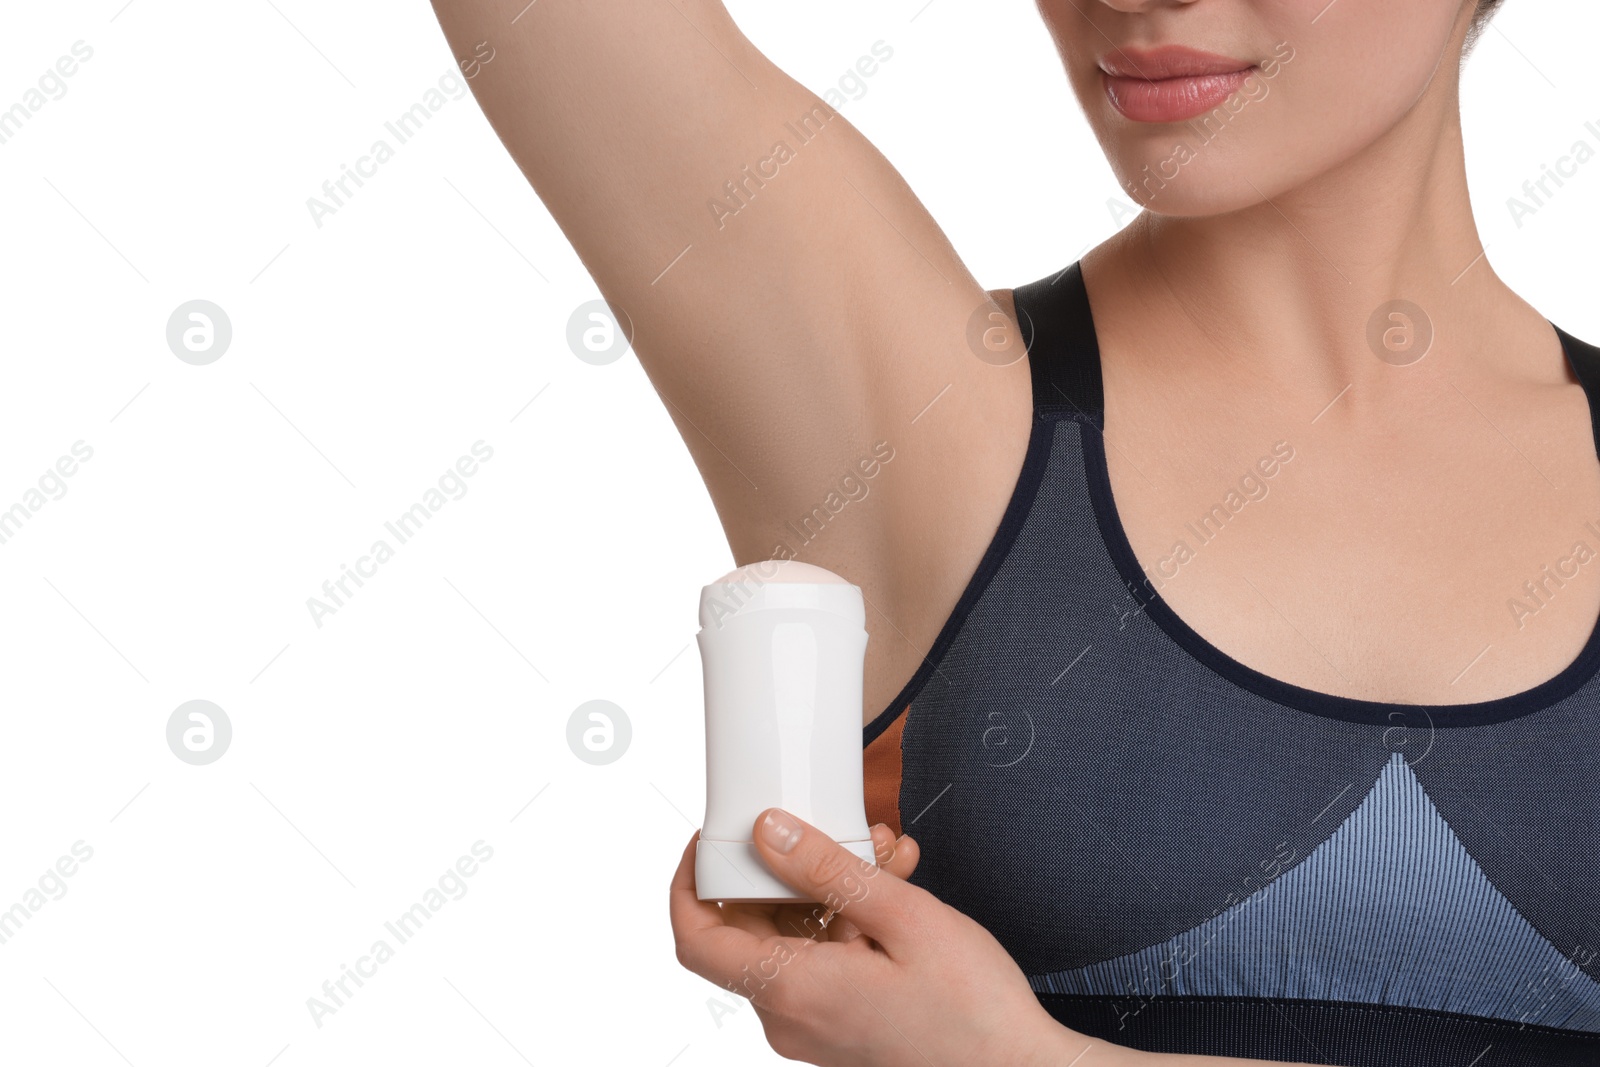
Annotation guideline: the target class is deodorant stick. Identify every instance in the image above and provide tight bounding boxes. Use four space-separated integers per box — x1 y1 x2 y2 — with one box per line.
695 560 877 902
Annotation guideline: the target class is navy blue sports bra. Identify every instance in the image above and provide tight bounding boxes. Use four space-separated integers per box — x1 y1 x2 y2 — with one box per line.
861 262 1600 1067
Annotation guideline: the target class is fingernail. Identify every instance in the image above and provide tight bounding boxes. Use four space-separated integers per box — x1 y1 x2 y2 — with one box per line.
760 809 802 854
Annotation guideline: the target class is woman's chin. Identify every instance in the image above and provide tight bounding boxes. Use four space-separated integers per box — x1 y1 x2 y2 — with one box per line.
1109 159 1288 220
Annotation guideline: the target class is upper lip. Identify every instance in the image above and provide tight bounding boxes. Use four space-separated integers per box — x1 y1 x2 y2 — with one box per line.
1098 46 1256 81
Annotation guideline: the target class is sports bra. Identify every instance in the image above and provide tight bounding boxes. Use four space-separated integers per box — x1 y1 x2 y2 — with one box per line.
860 261 1600 1067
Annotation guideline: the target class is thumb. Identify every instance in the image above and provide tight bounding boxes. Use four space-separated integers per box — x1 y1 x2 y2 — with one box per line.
752 808 918 948
873 823 920 881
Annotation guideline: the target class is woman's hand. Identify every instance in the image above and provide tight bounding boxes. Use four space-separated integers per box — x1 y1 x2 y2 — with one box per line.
669 809 1117 1067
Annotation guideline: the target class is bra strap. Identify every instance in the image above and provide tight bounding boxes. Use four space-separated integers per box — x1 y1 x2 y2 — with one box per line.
1557 324 1600 464
1010 260 1106 429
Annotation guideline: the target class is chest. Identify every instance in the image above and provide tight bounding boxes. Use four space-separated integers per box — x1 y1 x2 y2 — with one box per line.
1101 369 1600 705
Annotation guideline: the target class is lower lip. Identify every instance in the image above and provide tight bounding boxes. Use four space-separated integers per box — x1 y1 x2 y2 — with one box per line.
1103 69 1255 123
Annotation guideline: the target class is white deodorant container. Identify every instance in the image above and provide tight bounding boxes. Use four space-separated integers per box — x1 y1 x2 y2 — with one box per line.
695 560 877 902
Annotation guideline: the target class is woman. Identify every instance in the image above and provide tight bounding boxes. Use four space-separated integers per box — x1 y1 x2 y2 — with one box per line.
430 1 1600 1063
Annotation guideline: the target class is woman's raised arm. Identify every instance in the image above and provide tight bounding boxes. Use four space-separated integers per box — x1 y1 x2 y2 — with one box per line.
429 0 1033 717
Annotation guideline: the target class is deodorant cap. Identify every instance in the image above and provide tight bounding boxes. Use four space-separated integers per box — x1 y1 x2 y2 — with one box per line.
698 560 865 631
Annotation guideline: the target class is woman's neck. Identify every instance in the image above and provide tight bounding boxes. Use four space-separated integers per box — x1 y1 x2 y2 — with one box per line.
1090 70 1547 404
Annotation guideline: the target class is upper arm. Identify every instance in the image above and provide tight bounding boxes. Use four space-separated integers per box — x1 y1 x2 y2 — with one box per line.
431 1 1033 652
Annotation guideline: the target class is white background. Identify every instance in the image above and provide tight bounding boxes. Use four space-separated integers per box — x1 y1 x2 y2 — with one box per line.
0 2 1595 1065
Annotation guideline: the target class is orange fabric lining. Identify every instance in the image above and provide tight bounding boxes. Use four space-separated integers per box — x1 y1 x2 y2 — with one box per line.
863 707 907 837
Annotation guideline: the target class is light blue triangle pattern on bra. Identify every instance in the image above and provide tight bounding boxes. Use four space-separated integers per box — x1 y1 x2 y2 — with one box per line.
1029 753 1600 1032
